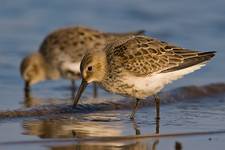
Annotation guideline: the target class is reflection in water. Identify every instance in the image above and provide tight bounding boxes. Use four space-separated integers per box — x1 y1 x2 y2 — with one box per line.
23 118 124 138
22 91 162 138
6 83 222 119
22 112 163 150
49 141 178 150
152 140 159 150
132 119 141 135
24 90 43 107
155 117 160 134
46 139 181 150
50 142 150 150
23 90 70 108
23 120 74 138
23 85 98 108
175 141 182 150
131 117 160 135
19 84 203 150
50 143 146 150
23 80 97 104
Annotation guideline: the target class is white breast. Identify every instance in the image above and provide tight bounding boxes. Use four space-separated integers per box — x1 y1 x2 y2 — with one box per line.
123 62 207 98
61 62 81 73
59 62 81 80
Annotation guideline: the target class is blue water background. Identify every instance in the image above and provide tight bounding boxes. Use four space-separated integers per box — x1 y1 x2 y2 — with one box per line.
0 0 224 108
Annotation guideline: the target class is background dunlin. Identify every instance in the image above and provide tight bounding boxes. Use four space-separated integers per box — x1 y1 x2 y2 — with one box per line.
20 26 145 97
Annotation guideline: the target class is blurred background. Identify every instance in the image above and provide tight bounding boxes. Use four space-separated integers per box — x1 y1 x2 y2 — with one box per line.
0 1 225 149
0 0 224 109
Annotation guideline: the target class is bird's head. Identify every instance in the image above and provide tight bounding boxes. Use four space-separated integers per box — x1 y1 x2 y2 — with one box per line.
20 52 47 92
73 50 107 107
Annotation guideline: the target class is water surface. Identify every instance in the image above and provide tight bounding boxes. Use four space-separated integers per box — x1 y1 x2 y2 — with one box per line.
0 0 225 149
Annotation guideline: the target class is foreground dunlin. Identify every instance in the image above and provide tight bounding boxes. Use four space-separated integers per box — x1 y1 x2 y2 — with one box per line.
20 26 144 97
73 35 215 119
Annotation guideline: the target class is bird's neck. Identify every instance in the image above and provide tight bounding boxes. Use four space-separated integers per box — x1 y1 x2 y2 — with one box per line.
38 54 60 80
93 51 108 82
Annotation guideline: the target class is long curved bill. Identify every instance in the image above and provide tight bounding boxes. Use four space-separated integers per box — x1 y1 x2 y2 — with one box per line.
73 80 88 107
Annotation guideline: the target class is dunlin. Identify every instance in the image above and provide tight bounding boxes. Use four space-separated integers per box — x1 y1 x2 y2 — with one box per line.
20 26 144 97
73 35 215 119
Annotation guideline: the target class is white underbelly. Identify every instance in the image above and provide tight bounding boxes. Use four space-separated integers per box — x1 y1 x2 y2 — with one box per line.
122 63 207 98
59 62 81 80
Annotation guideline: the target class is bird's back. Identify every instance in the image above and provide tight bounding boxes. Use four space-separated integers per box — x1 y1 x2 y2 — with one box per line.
39 27 106 66
39 26 144 67
39 26 145 80
102 35 215 98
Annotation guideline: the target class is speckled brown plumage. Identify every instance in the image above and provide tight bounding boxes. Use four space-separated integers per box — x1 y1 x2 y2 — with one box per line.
39 26 144 79
20 26 145 89
73 35 215 119
76 35 215 99
105 35 215 77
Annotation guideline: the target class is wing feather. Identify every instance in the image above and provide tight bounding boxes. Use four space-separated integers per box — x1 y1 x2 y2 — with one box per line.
106 35 215 76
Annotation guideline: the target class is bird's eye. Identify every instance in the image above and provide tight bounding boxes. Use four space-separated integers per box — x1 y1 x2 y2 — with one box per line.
87 66 93 71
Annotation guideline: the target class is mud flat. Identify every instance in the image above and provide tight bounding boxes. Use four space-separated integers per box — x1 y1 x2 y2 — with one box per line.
0 83 224 119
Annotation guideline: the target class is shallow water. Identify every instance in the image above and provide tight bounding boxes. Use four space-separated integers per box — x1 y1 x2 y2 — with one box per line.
0 91 225 150
0 0 225 149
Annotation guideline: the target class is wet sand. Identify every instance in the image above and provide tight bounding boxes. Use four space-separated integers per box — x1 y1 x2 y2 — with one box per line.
0 83 224 119
1 0 225 149
0 83 225 150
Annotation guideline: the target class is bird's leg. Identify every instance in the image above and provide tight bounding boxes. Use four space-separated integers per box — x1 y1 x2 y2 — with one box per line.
175 141 183 150
154 95 160 120
131 118 141 135
152 140 159 150
71 80 77 99
155 114 160 134
71 80 77 91
152 94 160 149
24 81 30 94
93 83 98 98
24 89 32 108
130 98 140 120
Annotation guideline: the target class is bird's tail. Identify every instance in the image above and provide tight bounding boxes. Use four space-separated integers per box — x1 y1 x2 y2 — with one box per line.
163 51 216 73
